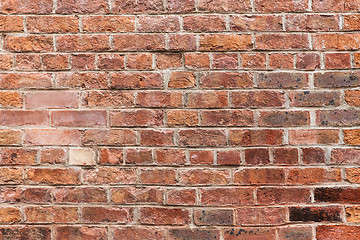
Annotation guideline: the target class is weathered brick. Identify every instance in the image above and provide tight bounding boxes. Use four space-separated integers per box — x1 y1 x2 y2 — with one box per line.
229 129 284 146
113 34 165 51
234 168 285 185
289 206 342 222
112 0 165 13
179 129 227 147
256 34 309 50
236 207 286 225
56 0 108 13
200 188 254 205
257 72 308 89
126 148 153 165
290 91 340 107
286 15 339 31
1 0 52 13
140 207 190 225
113 227 165 240
231 91 284 108
83 167 137 184
54 187 107 203
55 226 107 240
213 53 239 69
317 110 360 126
5 35 53 52
194 209 234 226
289 129 340 145
184 15 226 32
257 187 311 204
200 34 252 51
82 129 136 146
179 169 230 185
317 225 360 240
111 110 164 127
230 15 283 31
287 168 341 185
57 35 109 52
314 72 360 88
25 206 78 223
255 0 308 12
187 91 228 108
259 111 310 127
27 16 79 33
111 187 163 204
82 207 132 223
200 72 252 89
199 0 251 12
83 16 134 32
138 16 179 32
27 168 80 185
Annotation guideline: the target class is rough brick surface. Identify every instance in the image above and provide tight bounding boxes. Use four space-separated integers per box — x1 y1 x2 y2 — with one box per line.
0 0 359 238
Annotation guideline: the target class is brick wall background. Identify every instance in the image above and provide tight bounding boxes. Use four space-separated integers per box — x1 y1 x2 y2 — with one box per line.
0 0 360 239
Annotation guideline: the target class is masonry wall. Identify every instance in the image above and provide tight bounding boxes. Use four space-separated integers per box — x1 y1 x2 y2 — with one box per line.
0 0 360 239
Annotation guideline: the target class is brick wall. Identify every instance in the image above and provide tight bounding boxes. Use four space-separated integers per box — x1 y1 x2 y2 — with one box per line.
0 0 360 239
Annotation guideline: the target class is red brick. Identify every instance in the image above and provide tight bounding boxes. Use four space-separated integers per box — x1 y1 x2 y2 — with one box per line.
200 34 252 51
289 206 342 222
54 187 107 203
0 54 13 70
52 110 107 127
0 168 23 184
200 188 254 205
183 15 226 32
111 72 162 89
245 148 270 165
140 207 189 225
290 91 340 107
56 72 108 89
179 129 227 147
317 225 360 240
0 187 51 203
257 72 308 88
325 53 351 69
168 71 196 89
71 54 95 70
83 91 134 108
25 206 78 223
55 226 107 240
194 209 234 226
0 207 21 223
230 15 283 31
331 148 360 164
98 54 124 70
5 35 53 52
259 111 310 127
344 15 360 30
313 0 360 12
1 0 52 13
302 148 326 165
56 0 108 13
156 54 182 69
190 150 214 165
26 168 80 185
313 33 360 50
27 16 79 33
167 0 195 12
236 207 286 225
140 169 176 185
200 72 252 89
255 0 308 12
26 91 79 109
269 53 294 69
287 168 341 185
345 90 360 106
286 15 339 31
113 227 165 240
82 207 132 223
98 148 123 165
83 167 137 184
138 16 180 32
256 34 309 50
140 129 174 146
257 187 311 204
113 34 165 51
278 227 313 240
289 129 339 145
179 169 230 185
199 0 251 12
83 16 134 32
127 53 153 70
213 53 239 69
111 110 163 127
82 129 136 146
169 34 196 51
167 110 199 126
231 91 284 108
315 187 360 203
274 148 299 165
126 149 153 165
201 110 253 126
0 129 22 145
217 150 241 165
242 53 266 69
187 91 228 108
43 54 69 70
57 35 109 52
317 110 360 126
314 72 360 88
184 53 210 69
111 187 163 204
112 0 165 13
344 129 360 145
0 110 49 126
167 189 196 205
234 168 285 185
0 148 36 165
224 228 276 240
155 149 186 165
15 54 41 70
0 16 23 32
229 129 284 146
137 91 182 108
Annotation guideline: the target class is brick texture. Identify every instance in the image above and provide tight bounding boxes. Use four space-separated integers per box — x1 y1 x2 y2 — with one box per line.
0 0 359 239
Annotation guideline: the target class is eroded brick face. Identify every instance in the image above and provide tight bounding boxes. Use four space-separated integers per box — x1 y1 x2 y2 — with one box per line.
0 0 359 239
